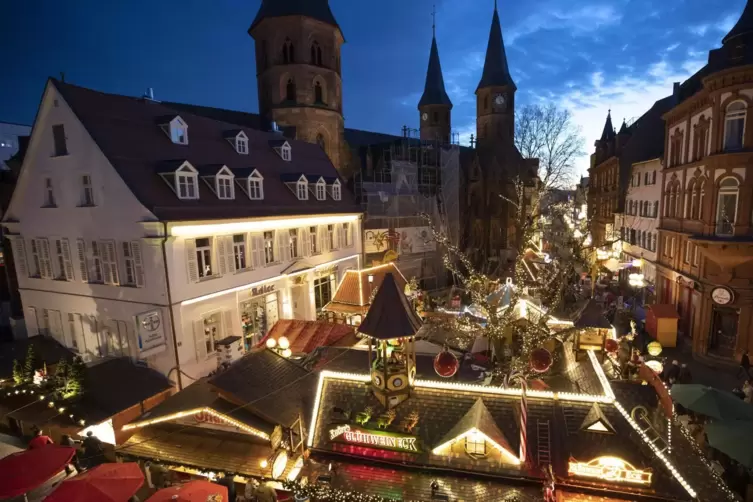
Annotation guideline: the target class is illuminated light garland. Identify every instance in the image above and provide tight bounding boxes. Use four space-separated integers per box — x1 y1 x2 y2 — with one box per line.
431 427 521 465
170 214 360 238
181 254 360 306
613 402 696 498
587 350 615 400
121 407 270 440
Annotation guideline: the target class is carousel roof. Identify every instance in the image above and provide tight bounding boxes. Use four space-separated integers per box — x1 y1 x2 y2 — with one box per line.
357 273 422 340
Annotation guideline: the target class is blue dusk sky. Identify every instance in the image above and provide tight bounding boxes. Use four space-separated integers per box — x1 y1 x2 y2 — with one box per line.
0 0 745 175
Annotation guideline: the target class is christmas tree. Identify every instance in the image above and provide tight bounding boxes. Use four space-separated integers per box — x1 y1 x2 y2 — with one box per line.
23 345 36 383
66 356 86 397
12 359 23 385
54 358 69 392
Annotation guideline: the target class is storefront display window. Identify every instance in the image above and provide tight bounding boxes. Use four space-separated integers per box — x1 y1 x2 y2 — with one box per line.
240 293 279 348
314 275 334 312
203 312 221 355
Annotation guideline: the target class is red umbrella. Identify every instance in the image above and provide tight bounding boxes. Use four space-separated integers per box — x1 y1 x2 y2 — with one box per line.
146 480 228 502
0 445 74 498
45 462 144 502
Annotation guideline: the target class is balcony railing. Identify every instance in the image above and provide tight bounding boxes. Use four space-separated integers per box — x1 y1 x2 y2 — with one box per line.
715 220 734 236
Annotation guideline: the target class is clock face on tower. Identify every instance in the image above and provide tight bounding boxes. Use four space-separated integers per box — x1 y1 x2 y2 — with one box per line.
494 94 506 108
421 112 428 121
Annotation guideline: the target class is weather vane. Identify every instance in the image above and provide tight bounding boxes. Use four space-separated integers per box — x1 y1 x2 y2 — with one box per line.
432 4 436 37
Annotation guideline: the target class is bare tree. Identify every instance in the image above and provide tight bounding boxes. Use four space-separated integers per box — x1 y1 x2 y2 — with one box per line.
515 104 585 189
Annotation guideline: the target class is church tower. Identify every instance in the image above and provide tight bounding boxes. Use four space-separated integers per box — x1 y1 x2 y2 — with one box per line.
249 0 345 171
418 16 453 143
475 2 516 147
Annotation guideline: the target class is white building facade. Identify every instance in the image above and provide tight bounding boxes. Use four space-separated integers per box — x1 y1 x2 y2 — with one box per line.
3 80 362 388
616 158 662 287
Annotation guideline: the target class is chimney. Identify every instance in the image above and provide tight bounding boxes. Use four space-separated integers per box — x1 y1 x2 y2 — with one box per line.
269 121 280 134
672 82 681 104
143 87 158 102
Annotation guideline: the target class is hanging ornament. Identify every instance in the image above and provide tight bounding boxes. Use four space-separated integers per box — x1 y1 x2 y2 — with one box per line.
529 347 553 373
433 348 459 378
605 338 619 353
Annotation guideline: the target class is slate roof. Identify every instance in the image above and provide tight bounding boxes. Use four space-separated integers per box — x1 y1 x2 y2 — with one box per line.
52 80 359 221
208 349 317 428
127 378 275 436
418 36 453 108
311 377 689 500
477 6 516 90
723 0 753 44
357 273 422 340
600 111 616 142
0 335 72 378
249 0 343 40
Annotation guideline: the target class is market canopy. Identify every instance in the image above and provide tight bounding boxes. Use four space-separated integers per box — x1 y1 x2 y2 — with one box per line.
146 480 228 502
705 421 753 469
45 462 144 502
0 445 74 499
670 384 753 421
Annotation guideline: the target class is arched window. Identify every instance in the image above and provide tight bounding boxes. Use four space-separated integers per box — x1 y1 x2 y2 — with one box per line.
282 38 295 64
286 78 296 101
724 101 746 151
316 133 326 154
673 183 682 217
688 180 697 219
716 177 739 235
698 179 705 220
314 81 323 103
310 41 323 66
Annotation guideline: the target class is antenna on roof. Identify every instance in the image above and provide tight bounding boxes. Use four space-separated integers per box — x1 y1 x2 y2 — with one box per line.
143 87 160 103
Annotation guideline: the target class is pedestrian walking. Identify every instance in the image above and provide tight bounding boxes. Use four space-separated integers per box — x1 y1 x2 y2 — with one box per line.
28 428 54 449
664 360 681 384
743 379 753 404
678 363 692 384
60 434 82 474
737 350 751 379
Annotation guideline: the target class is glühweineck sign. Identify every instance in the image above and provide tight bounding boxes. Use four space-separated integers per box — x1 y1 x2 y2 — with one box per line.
328 424 419 453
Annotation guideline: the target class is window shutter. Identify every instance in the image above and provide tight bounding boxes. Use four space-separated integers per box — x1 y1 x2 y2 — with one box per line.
276 230 290 263
76 239 89 282
216 237 228 275
40 239 53 279
61 239 74 281
319 226 329 253
100 242 113 284
348 222 354 247
185 239 199 283
106 241 119 285
252 234 265 269
222 310 235 337
26 306 39 336
334 225 342 250
132 241 145 287
11 237 27 278
302 228 311 257
224 236 236 274
193 319 206 362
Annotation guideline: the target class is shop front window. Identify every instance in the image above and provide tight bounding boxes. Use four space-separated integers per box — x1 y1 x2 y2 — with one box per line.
203 313 221 355
240 293 278 348
314 275 333 312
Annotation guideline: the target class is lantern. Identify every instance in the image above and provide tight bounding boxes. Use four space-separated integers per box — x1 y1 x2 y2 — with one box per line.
433 349 459 378
647 341 663 357
266 338 277 349
530 348 553 373
605 338 619 353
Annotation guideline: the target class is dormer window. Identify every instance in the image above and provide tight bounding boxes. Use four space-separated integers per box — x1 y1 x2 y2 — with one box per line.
297 178 308 200
271 140 293 162
216 174 234 199
248 170 264 200
237 136 248 154
316 179 326 201
176 164 198 199
332 179 341 201
167 116 188 145
226 130 249 155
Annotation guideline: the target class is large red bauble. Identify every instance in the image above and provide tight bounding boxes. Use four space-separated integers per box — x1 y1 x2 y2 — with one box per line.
434 350 459 378
530 348 553 373
605 338 619 353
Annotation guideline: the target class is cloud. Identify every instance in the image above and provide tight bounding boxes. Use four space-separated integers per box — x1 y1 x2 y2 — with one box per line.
559 52 707 175
507 4 622 45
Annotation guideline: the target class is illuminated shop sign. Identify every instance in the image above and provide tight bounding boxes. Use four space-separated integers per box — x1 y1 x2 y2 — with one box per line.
568 456 652 485
328 424 419 452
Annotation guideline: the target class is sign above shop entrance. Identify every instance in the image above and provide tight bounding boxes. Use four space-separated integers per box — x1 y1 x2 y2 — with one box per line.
251 284 275 297
711 286 733 305
568 456 652 485
328 424 419 453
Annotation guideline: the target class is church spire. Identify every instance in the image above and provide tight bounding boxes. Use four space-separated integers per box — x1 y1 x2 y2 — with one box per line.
476 2 516 91
418 18 452 108
600 110 616 141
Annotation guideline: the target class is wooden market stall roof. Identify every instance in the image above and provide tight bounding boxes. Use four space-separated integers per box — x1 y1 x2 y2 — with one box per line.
323 262 407 315
358 273 422 340
260 320 359 354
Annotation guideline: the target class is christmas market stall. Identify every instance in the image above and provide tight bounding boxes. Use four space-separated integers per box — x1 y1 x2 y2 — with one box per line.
322 263 408 326
118 348 316 493
0 356 171 447
302 273 709 501
572 299 613 361
259 319 361 358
